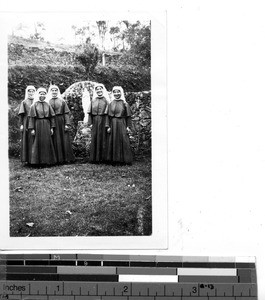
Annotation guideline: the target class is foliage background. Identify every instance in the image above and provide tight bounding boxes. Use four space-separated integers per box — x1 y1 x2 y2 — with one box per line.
8 20 151 158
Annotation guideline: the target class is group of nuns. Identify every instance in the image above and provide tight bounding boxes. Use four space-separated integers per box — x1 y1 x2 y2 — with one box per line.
18 84 133 167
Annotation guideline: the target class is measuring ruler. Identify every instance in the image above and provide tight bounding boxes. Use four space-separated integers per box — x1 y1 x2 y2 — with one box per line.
0 254 257 299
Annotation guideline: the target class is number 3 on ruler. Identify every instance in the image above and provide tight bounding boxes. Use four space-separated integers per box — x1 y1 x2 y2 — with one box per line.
192 286 197 293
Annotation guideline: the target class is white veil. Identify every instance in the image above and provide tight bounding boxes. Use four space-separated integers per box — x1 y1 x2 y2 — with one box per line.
92 83 110 102
110 86 127 103
24 85 36 101
46 85 62 102
33 87 48 103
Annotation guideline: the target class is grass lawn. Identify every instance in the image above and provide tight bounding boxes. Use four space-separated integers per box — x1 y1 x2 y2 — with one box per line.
9 157 152 237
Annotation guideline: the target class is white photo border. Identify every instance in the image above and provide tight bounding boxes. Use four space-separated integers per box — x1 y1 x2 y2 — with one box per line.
0 11 167 250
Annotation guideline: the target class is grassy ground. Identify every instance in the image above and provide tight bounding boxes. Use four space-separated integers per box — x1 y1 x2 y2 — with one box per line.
9 157 152 237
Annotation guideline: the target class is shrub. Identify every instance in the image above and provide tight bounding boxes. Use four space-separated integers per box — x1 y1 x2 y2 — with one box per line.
8 107 20 158
8 64 150 106
8 65 87 104
91 64 150 92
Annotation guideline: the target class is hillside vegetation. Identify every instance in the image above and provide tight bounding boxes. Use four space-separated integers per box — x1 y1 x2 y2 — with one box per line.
8 35 151 101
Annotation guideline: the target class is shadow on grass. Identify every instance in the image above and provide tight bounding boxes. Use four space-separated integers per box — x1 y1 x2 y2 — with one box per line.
9 157 152 237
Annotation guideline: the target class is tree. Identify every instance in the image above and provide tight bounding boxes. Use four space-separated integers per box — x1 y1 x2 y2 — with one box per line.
30 22 45 41
109 26 120 50
117 21 130 51
96 21 108 50
72 24 92 45
75 39 99 75
120 21 151 68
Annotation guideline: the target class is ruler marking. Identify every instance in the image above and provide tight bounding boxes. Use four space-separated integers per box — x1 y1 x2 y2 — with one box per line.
0 255 257 299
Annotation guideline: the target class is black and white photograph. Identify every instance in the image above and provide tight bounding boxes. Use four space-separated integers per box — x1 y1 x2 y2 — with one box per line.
0 12 167 249
2 0 265 297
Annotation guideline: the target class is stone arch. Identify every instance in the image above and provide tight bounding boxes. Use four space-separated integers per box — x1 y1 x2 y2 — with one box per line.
62 80 152 158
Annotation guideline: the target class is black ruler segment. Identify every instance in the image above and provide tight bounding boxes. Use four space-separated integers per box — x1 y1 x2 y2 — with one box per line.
59 275 118 282
6 266 57 273
3 274 119 281
157 262 183 268
0 254 257 299
25 260 49 265
5 273 58 281
103 261 130 267
49 261 76 266
6 261 24 266
77 260 101 266
130 261 157 267
236 263 256 269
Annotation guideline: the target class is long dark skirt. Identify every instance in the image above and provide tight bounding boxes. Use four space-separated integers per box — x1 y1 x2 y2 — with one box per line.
20 117 34 163
90 115 109 162
30 119 57 165
107 117 133 164
52 115 75 163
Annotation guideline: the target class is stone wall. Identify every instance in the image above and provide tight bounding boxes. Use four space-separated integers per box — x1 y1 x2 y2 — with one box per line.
8 80 151 159
8 43 76 66
63 81 151 158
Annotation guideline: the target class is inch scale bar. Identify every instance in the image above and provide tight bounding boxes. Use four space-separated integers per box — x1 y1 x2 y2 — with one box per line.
0 254 258 299
0 281 258 299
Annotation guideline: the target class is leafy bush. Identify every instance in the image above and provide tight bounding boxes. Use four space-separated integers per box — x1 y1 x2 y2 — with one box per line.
75 45 99 75
8 64 150 106
91 64 150 91
8 65 87 103
8 107 20 158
